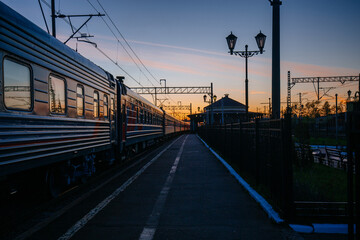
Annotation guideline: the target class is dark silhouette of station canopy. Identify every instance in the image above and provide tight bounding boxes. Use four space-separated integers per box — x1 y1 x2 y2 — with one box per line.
205 94 246 113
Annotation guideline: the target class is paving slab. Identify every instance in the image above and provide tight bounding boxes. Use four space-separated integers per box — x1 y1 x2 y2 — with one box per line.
30 134 305 239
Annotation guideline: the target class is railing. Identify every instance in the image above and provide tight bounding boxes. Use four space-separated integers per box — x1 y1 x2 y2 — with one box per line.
198 103 360 230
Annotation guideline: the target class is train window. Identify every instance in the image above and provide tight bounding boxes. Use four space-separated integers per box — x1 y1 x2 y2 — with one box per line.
4 58 32 110
49 75 66 114
76 85 84 116
110 98 114 118
93 91 99 118
136 108 139 123
140 109 144 123
122 104 125 123
104 95 108 118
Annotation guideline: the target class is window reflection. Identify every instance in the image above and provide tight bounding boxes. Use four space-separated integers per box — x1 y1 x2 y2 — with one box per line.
49 75 65 114
94 91 99 118
110 98 114 118
4 59 31 110
77 85 84 116
104 95 108 118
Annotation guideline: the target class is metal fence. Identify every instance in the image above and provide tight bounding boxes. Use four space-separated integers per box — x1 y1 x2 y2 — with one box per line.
346 101 360 238
198 114 293 219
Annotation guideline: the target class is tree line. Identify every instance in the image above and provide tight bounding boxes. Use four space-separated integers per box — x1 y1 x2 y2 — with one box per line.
288 100 346 118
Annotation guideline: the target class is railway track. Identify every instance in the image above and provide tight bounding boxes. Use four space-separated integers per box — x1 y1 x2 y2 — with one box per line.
0 138 175 240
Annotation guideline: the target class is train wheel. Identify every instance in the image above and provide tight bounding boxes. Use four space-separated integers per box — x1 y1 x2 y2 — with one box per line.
45 166 70 198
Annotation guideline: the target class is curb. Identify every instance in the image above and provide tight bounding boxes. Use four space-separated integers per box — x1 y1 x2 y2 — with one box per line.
197 134 351 234
196 134 284 224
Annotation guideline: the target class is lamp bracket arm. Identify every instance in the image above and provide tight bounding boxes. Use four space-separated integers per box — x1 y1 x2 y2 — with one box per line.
233 50 262 58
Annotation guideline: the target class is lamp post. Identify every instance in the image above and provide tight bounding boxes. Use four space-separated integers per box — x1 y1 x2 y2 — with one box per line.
203 94 217 125
269 0 282 119
226 31 266 120
335 93 338 142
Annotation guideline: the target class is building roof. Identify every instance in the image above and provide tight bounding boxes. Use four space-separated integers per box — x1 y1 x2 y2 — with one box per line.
205 94 246 111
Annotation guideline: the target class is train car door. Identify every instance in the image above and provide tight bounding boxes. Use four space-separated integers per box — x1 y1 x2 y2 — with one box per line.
115 77 124 154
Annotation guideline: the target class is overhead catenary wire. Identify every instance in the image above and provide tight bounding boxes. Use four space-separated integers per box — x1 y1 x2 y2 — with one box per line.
39 0 178 106
38 0 50 34
95 0 161 86
39 1 148 86
86 0 157 89
88 0 183 107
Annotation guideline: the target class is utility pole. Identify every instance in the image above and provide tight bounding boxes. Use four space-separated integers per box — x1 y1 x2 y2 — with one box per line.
299 93 302 118
210 82 214 125
269 97 272 117
51 0 56 37
335 93 338 142
270 0 282 119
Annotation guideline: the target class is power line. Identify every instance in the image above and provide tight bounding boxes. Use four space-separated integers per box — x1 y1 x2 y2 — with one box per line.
88 0 179 106
86 0 157 88
39 0 173 105
95 0 160 85
40 1 141 83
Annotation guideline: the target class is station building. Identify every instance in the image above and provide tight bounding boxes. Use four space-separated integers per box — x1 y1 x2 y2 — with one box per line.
188 94 262 131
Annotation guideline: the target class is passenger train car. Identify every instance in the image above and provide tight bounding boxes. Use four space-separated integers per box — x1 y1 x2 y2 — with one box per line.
0 2 189 196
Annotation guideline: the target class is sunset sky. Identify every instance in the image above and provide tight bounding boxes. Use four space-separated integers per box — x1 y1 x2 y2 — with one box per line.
2 0 360 116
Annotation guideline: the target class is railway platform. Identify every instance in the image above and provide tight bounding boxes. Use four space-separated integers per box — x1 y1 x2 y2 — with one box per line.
25 134 321 240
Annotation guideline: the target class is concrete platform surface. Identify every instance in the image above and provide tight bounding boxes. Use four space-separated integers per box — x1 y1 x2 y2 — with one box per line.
29 134 304 240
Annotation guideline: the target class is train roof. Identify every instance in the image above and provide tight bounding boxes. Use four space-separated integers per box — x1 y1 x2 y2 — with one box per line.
0 2 110 81
125 86 163 112
125 86 188 124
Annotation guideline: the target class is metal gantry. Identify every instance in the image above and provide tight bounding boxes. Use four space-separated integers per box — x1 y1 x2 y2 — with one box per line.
130 83 213 108
130 86 211 95
162 105 191 111
162 104 192 116
287 71 360 106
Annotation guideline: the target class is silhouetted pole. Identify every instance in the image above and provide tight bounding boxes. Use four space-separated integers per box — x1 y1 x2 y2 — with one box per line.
51 0 56 37
245 45 249 119
270 0 282 119
211 82 213 125
335 93 338 142
299 93 302 118
226 31 266 121
154 87 157 106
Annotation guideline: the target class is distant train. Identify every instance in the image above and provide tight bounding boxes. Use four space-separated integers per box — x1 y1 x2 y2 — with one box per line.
0 2 189 196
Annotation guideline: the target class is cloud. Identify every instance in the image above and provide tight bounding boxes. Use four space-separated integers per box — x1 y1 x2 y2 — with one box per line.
129 39 228 57
283 60 359 77
250 91 267 95
142 59 205 75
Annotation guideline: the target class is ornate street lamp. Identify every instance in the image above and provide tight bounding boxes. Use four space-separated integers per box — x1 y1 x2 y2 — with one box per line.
226 31 266 120
348 90 352 100
203 95 217 103
203 94 217 125
226 32 237 55
255 31 266 54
